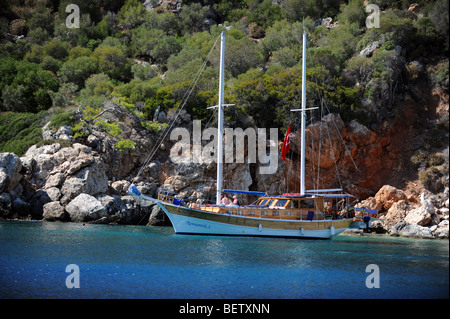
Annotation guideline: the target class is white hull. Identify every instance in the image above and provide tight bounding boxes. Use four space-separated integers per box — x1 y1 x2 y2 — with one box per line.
157 202 349 239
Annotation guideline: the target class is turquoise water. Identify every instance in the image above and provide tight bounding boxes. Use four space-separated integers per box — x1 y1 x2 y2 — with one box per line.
0 220 448 299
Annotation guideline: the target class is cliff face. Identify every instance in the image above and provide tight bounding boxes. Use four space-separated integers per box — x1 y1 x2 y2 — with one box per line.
285 78 448 201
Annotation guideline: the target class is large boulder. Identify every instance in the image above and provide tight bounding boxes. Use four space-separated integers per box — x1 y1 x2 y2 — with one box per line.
404 193 436 226
383 199 410 227
96 194 148 225
42 201 67 221
389 221 434 239
30 189 52 219
147 204 171 226
60 158 108 203
0 153 23 192
0 192 12 217
65 193 107 222
374 185 407 211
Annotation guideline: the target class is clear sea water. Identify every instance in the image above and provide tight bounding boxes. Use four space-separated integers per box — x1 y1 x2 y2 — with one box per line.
0 220 448 299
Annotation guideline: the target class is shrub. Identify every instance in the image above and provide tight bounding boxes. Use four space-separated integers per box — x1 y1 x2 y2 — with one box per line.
58 56 99 89
92 46 132 82
94 120 123 137
0 111 48 156
2 61 59 112
48 109 77 130
429 61 449 92
115 139 137 151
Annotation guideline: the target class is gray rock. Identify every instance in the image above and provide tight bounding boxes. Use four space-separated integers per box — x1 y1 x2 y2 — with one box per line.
389 221 434 239
30 189 52 219
359 41 378 58
43 201 67 221
0 153 23 192
12 196 31 217
60 159 108 202
0 192 12 217
107 195 148 225
65 193 107 222
147 204 170 226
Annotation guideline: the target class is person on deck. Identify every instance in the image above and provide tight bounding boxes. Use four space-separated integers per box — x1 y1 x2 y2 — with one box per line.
232 195 240 206
220 195 231 205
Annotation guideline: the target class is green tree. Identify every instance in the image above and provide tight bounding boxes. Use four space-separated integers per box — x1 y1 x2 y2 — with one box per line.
92 46 132 82
260 19 304 60
2 61 58 112
132 63 158 81
43 39 71 60
180 2 210 34
68 46 92 60
429 0 449 50
131 26 182 65
27 3 54 35
247 0 283 30
58 56 99 88
118 0 146 29
282 0 319 22
337 0 366 28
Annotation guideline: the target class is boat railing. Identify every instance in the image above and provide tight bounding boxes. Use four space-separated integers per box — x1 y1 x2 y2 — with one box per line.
157 193 352 221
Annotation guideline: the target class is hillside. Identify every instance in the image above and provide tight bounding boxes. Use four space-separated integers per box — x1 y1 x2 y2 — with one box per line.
0 0 449 236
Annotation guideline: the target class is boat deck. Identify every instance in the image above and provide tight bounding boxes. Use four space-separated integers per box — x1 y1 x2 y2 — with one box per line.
157 194 353 221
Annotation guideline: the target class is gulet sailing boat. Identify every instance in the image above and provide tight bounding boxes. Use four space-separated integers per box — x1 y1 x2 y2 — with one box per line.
128 31 355 239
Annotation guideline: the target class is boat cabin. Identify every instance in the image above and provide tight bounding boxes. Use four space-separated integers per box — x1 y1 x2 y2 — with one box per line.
158 189 354 221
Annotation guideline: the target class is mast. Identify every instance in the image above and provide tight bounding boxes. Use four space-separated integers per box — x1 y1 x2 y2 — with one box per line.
300 31 307 196
216 31 225 205
291 32 316 195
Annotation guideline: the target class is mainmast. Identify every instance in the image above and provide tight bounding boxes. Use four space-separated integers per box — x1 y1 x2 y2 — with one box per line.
300 31 307 196
291 31 317 196
216 31 225 205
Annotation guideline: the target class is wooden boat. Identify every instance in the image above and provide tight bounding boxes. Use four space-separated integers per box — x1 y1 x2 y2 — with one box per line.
128 31 355 238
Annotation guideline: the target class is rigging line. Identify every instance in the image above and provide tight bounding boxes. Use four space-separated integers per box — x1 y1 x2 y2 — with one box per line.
309 71 359 173
136 34 222 179
317 98 324 190
137 41 217 178
322 101 359 172
324 118 343 190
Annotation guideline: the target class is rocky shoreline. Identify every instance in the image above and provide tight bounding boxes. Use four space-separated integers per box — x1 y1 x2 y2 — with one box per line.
353 185 449 239
0 143 170 227
0 114 448 239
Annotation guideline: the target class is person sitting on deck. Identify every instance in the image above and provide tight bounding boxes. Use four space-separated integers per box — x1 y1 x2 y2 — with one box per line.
220 195 231 205
232 195 240 206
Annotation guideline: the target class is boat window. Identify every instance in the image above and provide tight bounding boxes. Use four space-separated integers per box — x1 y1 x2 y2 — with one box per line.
274 199 288 207
300 200 315 208
272 211 279 216
248 210 255 215
289 200 299 208
284 211 291 216
266 199 275 206
262 211 268 216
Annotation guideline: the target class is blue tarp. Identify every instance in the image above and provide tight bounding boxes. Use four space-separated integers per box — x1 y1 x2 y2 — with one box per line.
127 184 141 196
173 198 184 206
223 189 266 196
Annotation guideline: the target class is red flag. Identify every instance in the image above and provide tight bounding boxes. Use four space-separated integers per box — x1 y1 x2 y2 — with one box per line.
281 124 291 161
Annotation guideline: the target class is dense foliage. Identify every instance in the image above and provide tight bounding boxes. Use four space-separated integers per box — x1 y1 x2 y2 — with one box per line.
0 0 448 155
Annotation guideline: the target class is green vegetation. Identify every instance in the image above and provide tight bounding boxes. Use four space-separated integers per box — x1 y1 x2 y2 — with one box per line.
0 0 448 159
0 111 48 156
